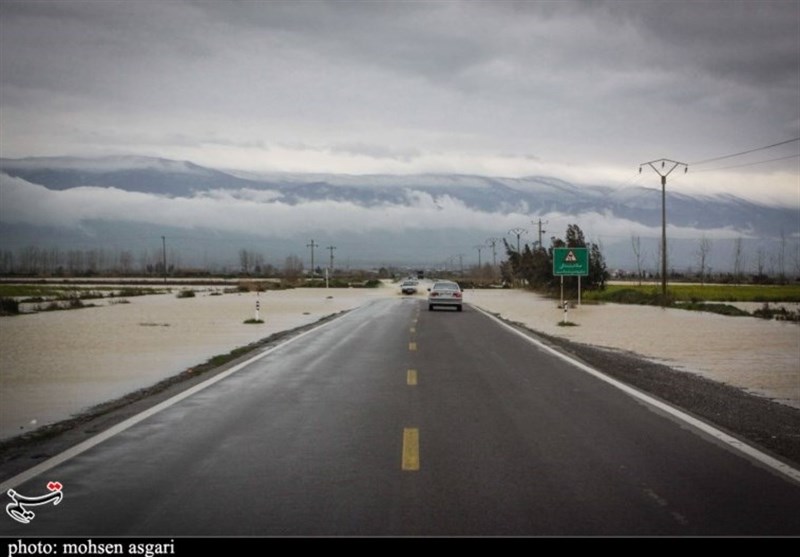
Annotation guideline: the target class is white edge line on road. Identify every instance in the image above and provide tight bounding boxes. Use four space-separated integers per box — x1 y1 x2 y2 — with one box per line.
0 310 352 493
472 305 800 486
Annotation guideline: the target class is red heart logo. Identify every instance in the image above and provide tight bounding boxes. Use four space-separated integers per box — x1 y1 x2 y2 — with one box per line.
47 481 62 492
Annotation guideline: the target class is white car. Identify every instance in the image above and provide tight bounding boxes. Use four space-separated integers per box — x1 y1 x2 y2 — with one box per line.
400 280 418 295
427 281 463 311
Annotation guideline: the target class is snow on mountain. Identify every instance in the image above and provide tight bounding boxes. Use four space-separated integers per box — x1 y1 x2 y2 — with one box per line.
1 156 797 270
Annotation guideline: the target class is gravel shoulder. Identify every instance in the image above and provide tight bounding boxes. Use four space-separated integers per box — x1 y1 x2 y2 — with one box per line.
2 305 799 485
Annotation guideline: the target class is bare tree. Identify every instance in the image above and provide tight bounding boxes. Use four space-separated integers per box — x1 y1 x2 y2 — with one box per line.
756 245 766 280
119 251 133 275
696 235 712 285
252 252 265 275
631 234 644 285
283 254 304 282
239 249 251 275
86 249 100 275
67 250 82 275
18 246 40 275
138 249 151 275
168 249 180 275
794 240 800 279
732 237 744 284
0 250 13 274
767 254 777 278
778 229 787 283
47 247 62 275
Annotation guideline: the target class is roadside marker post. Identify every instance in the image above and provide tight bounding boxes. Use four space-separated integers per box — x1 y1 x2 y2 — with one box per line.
255 292 261 321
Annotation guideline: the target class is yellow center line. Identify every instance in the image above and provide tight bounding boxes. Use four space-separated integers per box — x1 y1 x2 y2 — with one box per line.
402 428 420 471
410 327 416 334
408 342 417 351
407 369 418 385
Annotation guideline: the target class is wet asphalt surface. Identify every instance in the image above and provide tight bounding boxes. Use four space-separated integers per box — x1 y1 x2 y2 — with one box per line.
1 298 799 536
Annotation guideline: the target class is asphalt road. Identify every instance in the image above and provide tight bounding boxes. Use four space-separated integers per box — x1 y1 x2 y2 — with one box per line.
2 298 800 536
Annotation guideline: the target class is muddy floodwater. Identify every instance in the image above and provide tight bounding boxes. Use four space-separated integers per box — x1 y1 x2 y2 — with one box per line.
1 284 798 441
0 287 390 440
469 290 799 410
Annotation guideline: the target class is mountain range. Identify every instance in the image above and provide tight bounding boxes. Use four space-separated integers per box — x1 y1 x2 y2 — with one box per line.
1 156 797 274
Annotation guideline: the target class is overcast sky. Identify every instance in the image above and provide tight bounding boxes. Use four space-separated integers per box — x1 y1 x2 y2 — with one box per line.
1 0 798 205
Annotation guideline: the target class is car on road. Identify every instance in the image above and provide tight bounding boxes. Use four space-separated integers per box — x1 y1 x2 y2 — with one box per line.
400 280 418 295
427 281 463 311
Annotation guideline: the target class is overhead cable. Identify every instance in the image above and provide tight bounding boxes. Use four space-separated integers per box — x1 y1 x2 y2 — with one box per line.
690 137 800 166
689 153 800 173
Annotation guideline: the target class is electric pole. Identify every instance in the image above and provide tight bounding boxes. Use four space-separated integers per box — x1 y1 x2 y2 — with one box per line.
485 237 500 267
161 235 167 284
639 158 688 305
306 239 318 278
473 245 484 268
532 219 547 249
327 245 336 273
508 228 528 253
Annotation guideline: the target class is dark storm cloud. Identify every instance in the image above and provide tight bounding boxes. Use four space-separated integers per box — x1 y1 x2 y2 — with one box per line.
0 0 797 201
622 0 800 86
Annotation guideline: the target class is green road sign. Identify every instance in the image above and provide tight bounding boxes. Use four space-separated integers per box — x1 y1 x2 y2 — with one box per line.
553 247 589 276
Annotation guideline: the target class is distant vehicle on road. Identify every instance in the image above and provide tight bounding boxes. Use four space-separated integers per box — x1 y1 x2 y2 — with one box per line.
400 280 418 295
427 281 463 311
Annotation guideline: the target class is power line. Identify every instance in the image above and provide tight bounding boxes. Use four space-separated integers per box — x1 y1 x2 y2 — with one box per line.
616 171 647 188
689 153 800 173
689 137 800 166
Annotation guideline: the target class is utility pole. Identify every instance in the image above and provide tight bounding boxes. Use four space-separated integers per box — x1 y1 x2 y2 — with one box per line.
306 239 318 278
161 235 167 284
532 219 547 249
485 237 500 267
327 245 336 274
473 245 484 268
639 158 688 305
457 253 465 276
508 228 528 253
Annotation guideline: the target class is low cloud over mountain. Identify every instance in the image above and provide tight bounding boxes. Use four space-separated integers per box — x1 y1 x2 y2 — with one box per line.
1 156 797 273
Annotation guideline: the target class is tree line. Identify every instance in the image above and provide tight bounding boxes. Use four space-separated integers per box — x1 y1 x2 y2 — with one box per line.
501 224 609 294
626 232 797 285
0 246 312 278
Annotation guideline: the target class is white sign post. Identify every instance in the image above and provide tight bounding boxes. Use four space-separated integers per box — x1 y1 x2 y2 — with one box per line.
553 247 589 320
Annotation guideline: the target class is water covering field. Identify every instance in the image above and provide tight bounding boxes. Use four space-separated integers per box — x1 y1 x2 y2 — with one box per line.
1 283 798 441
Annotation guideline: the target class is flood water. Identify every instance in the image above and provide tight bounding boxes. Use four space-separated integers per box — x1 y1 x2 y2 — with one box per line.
1 285 798 441
469 290 800 410
0 287 390 440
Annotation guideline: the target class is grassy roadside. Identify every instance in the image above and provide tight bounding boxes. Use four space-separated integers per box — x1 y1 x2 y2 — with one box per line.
580 283 800 320
0 284 167 298
585 283 800 303
0 285 169 315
